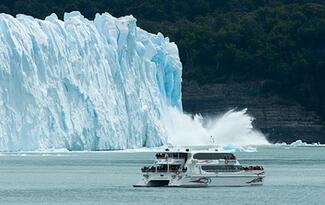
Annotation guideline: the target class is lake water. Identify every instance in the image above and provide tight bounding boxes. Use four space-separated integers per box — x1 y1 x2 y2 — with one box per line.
0 146 324 205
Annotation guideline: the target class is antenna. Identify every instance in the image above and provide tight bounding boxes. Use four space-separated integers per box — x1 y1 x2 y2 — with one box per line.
210 136 218 151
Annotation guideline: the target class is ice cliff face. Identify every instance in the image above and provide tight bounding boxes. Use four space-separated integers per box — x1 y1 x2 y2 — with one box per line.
0 12 182 151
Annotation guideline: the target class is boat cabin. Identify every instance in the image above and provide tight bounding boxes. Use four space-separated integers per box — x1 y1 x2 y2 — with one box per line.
142 151 189 173
139 149 265 175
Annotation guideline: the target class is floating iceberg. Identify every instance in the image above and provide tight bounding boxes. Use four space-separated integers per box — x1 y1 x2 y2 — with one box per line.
274 140 324 147
289 140 323 147
0 12 182 151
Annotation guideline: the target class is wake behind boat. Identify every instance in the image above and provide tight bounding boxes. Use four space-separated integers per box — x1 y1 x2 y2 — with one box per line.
133 149 265 187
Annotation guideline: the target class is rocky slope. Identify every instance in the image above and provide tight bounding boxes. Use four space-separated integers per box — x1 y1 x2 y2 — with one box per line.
182 81 325 144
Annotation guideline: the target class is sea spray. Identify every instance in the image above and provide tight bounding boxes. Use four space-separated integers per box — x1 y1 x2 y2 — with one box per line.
164 107 269 146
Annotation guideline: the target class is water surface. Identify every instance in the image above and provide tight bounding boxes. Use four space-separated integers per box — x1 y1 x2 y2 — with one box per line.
0 147 324 204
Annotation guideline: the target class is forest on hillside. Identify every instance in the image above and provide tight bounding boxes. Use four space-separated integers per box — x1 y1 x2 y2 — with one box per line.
1 0 325 118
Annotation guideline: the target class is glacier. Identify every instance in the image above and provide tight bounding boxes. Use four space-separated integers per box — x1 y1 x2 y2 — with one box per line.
0 12 182 151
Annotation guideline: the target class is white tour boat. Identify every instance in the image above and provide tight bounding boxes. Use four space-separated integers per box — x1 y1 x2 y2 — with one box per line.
133 149 265 187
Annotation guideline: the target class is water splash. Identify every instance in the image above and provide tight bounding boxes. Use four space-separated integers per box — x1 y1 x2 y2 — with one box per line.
163 107 269 146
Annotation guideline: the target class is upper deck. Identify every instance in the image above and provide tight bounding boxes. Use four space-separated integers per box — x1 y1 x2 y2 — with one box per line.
154 149 237 165
155 149 236 159
155 151 188 165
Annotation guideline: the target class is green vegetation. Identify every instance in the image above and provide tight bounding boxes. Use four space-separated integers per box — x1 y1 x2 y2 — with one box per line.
1 0 325 117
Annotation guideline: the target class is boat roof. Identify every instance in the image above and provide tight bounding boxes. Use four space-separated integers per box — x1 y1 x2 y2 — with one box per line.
156 149 234 154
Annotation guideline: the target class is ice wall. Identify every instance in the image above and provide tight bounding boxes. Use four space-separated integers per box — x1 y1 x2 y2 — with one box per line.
0 12 182 151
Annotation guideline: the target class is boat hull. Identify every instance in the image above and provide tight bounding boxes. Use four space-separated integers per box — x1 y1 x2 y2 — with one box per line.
178 174 264 187
133 172 264 187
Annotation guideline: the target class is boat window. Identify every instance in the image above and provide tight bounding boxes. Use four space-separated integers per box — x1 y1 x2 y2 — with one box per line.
157 164 167 172
169 165 181 172
169 153 179 158
155 153 167 159
142 165 182 173
193 153 235 160
156 164 181 172
166 153 188 159
201 165 241 172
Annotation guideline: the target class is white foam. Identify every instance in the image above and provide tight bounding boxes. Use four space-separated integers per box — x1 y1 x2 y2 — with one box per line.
163 107 269 146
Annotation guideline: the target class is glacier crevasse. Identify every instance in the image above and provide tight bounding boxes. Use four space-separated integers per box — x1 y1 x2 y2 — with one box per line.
0 12 182 151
